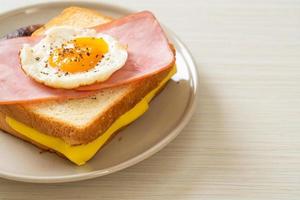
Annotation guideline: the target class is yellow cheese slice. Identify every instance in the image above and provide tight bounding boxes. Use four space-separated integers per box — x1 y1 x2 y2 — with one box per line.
6 66 176 165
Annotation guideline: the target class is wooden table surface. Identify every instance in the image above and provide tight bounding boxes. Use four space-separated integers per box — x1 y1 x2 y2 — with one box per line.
1 0 300 199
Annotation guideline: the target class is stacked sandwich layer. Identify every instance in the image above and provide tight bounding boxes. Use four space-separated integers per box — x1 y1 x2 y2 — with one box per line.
0 7 176 165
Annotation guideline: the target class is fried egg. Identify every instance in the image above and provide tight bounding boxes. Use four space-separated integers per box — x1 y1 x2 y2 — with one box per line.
20 26 128 89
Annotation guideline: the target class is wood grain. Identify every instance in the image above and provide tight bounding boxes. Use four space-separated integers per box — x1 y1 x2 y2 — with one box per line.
1 0 300 199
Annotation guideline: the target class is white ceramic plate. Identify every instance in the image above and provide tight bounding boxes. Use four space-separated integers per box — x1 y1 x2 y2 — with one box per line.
0 1 199 183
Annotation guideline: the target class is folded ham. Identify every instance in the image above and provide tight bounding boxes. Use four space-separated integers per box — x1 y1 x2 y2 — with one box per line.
0 11 175 104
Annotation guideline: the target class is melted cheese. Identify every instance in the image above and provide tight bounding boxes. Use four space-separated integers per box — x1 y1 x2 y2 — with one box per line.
6 66 176 166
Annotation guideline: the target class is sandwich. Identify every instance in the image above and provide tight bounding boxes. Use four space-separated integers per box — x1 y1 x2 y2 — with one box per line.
0 7 176 165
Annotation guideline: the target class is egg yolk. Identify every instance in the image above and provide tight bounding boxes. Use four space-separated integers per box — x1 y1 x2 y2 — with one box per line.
48 37 109 73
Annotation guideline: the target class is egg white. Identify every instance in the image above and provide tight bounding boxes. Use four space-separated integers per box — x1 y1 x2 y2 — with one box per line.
20 26 128 89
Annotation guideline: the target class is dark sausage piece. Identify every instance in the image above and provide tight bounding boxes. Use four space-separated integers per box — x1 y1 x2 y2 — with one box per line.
1 24 43 40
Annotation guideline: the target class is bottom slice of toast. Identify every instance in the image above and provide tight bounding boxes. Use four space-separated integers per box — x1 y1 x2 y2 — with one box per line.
0 65 175 165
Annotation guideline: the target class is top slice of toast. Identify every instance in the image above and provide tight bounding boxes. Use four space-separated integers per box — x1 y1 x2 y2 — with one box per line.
0 7 173 145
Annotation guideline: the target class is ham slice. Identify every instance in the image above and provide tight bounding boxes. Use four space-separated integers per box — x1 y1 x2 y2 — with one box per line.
78 11 175 90
0 11 175 104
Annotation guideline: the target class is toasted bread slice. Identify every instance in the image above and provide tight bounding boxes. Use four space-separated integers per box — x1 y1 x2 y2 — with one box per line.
32 7 112 36
0 7 174 146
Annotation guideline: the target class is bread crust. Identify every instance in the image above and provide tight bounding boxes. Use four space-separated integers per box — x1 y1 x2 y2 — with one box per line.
0 112 51 151
32 7 112 36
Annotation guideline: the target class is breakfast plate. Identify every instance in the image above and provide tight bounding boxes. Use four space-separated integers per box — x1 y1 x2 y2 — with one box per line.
0 1 199 183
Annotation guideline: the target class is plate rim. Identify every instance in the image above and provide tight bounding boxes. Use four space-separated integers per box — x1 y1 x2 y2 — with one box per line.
0 1 200 183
